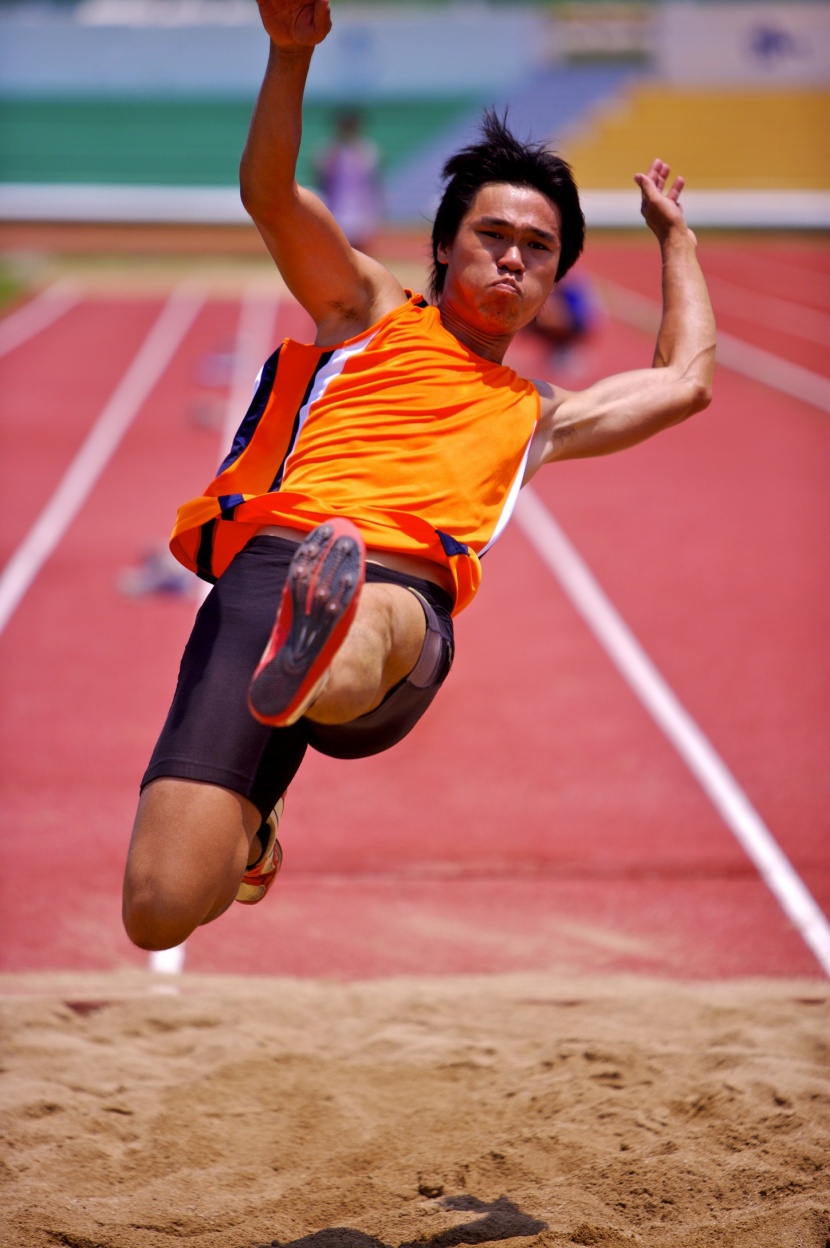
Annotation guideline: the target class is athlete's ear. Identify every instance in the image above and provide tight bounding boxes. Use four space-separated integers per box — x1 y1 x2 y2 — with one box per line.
436 240 451 265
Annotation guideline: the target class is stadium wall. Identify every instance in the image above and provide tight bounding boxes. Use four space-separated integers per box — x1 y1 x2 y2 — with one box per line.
0 5 543 98
0 1 828 229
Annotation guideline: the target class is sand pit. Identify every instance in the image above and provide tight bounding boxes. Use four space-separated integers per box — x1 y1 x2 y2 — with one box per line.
1 971 828 1248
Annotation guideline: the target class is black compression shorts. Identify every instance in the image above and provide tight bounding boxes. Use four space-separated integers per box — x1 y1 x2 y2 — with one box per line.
141 534 455 821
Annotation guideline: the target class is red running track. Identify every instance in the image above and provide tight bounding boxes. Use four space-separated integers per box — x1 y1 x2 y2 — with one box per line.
0 234 828 980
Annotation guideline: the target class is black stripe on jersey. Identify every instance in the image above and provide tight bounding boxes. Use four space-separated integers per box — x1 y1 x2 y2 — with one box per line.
215 345 282 477
436 529 470 557
195 518 218 583
218 494 244 518
269 349 335 493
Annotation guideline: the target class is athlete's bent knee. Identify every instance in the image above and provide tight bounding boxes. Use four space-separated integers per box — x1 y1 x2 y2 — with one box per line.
122 889 196 952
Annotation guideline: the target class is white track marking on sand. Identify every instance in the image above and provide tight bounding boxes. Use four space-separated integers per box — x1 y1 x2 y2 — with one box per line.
515 487 830 978
148 286 280 978
0 279 81 358
0 284 204 638
148 945 186 977
599 280 830 414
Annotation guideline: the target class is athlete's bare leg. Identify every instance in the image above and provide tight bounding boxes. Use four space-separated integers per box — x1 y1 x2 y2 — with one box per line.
123 583 425 950
122 779 261 951
304 581 427 724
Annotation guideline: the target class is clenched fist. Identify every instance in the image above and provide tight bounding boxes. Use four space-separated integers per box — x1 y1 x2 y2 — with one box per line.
256 0 332 50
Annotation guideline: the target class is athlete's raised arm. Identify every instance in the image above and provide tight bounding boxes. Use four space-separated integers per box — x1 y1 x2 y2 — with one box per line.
525 160 716 476
240 1 406 343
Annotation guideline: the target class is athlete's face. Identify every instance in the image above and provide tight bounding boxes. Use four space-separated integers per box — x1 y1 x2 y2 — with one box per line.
437 182 563 338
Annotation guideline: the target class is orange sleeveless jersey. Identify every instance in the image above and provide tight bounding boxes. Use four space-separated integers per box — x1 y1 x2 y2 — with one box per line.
171 294 539 614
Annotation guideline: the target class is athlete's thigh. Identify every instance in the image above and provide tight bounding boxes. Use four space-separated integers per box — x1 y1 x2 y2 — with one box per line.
141 536 308 821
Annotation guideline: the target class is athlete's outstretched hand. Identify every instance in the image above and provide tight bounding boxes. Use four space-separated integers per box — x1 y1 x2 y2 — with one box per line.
256 0 332 50
634 159 696 245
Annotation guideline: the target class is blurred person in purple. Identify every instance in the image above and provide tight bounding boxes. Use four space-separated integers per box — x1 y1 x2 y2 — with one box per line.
315 109 384 252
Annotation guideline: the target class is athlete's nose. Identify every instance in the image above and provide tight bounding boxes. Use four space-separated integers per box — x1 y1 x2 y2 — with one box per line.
499 243 524 272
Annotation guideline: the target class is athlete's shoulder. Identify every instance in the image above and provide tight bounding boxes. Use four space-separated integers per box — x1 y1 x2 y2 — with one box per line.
361 290 434 340
533 377 562 418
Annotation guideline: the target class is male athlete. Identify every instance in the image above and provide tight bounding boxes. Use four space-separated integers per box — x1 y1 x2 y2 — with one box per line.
122 0 715 952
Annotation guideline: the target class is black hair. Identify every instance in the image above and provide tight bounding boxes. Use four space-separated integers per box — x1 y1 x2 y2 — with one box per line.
429 108 585 301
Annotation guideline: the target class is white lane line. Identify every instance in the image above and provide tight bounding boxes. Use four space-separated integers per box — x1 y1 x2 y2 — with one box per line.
148 285 280 979
712 251 830 309
714 332 830 413
223 287 281 446
515 486 830 978
704 275 830 347
598 280 830 415
0 279 82 358
0 284 205 638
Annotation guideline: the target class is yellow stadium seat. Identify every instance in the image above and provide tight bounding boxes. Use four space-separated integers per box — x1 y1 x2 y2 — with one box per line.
560 88 830 190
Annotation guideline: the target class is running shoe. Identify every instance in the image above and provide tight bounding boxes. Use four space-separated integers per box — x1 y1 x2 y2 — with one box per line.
235 796 285 905
248 519 365 727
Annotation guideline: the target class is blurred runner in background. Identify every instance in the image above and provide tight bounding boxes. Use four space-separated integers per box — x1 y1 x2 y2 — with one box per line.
314 109 384 252
519 273 603 378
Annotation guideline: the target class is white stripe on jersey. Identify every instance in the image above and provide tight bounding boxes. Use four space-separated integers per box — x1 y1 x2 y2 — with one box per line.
478 435 533 556
280 327 381 477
